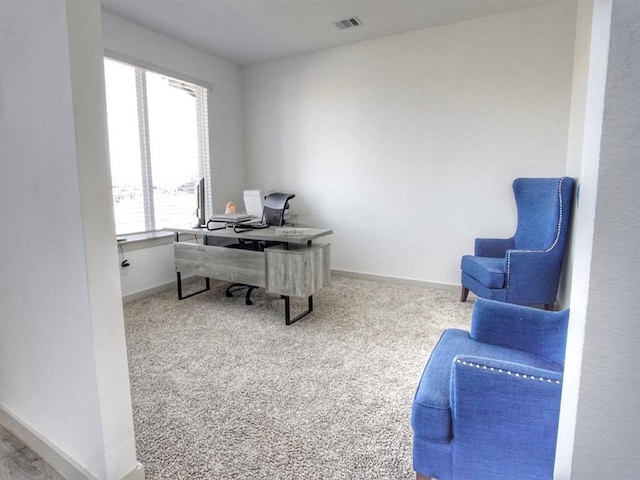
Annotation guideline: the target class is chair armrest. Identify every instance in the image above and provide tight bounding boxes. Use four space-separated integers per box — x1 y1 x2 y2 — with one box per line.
449 355 563 478
474 237 515 257
504 249 563 303
470 299 569 366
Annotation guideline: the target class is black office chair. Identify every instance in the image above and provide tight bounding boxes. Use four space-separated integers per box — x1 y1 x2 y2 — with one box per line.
225 192 295 305
262 192 294 226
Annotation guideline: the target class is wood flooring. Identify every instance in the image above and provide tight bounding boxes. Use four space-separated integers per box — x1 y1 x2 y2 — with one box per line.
0 427 64 480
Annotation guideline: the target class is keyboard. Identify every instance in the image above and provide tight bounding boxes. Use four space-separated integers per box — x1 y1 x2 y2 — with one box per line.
232 222 269 231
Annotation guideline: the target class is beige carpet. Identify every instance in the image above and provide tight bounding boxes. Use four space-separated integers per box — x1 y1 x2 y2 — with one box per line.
124 275 474 479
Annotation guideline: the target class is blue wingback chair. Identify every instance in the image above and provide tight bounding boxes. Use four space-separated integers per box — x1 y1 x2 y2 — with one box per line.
460 177 575 309
411 299 569 480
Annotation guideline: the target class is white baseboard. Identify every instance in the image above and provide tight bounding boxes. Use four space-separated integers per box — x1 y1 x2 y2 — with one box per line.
121 463 145 480
121 270 461 303
330 271 567 310
0 403 144 480
0 403 97 479
122 280 176 303
331 269 460 292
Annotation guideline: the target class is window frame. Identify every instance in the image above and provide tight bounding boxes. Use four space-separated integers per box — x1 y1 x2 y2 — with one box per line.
103 52 213 235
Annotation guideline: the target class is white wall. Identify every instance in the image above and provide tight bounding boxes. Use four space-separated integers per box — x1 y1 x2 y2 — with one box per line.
118 241 176 301
243 1 577 286
101 12 246 298
556 0 610 476
0 1 140 479
567 0 640 477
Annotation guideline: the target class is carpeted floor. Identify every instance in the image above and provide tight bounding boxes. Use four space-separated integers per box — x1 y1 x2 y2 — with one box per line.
123 275 475 479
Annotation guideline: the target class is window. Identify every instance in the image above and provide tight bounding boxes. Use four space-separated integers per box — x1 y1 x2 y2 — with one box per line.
103 58 212 235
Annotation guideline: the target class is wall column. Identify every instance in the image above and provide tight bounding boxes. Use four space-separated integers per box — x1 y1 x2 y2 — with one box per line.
0 0 142 478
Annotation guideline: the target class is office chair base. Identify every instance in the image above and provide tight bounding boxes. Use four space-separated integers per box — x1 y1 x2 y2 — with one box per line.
225 283 257 305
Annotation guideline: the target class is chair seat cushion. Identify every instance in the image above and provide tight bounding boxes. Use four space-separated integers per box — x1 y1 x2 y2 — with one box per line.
461 255 505 288
411 329 563 443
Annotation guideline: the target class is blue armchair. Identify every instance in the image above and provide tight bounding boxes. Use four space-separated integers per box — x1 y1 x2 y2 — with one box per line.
411 299 569 480
460 177 575 309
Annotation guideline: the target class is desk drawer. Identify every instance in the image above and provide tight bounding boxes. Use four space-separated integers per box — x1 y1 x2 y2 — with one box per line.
174 243 266 287
265 243 330 297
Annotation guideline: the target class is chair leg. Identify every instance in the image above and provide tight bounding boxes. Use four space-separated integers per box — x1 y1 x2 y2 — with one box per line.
245 286 256 306
226 283 258 305
460 286 469 302
416 473 432 480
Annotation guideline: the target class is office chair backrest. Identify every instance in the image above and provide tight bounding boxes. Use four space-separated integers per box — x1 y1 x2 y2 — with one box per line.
263 192 295 226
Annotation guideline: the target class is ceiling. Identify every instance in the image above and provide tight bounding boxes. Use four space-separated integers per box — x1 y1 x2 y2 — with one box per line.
100 0 558 66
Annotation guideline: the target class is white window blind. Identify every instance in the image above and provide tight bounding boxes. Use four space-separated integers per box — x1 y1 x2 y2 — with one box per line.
104 58 211 235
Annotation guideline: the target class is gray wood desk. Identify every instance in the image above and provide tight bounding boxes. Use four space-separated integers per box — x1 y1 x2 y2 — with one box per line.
167 225 332 325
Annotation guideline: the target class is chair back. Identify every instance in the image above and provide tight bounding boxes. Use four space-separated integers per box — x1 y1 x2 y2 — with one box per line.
512 177 575 254
263 192 295 226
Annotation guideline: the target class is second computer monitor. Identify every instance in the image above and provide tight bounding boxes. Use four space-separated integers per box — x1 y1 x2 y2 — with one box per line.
243 190 263 218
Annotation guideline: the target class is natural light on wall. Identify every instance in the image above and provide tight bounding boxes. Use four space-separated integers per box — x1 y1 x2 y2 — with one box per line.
103 58 211 235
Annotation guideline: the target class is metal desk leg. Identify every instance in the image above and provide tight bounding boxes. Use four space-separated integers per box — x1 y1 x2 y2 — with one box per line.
282 295 313 325
177 272 210 300
175 231 210 300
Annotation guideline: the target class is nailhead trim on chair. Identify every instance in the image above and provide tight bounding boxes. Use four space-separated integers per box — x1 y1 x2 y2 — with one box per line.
505 177 568 289
456 359 562 385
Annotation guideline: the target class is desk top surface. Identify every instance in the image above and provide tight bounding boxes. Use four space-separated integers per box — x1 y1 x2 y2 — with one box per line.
167 224 332 245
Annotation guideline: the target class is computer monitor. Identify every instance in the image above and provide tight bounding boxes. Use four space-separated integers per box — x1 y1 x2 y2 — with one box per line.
194 177 206 227
243 190 264 218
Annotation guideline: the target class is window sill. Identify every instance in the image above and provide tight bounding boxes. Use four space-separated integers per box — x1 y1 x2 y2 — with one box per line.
116 231 174 251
